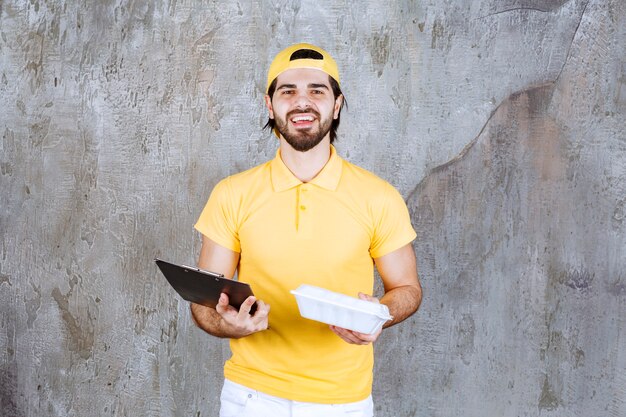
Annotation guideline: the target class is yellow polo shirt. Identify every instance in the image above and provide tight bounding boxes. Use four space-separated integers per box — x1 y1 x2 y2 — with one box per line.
195 146 416 403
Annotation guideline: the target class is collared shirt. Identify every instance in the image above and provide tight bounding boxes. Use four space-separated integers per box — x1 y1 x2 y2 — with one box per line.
195 145 416 404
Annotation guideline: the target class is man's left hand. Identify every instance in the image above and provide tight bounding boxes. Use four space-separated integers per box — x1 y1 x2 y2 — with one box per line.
329 293 386 345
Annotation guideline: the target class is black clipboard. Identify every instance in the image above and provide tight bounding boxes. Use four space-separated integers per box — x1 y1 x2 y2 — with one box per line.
155 258 256 314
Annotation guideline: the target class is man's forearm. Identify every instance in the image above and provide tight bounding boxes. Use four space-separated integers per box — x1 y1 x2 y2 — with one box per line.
190 303 233 338
192 237 261 338
190 293 270 339
380 284 422 328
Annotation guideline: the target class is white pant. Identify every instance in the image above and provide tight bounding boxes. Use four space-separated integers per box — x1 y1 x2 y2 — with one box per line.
219 379 374 417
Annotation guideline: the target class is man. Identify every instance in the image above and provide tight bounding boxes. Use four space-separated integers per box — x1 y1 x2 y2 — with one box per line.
191 43 422 417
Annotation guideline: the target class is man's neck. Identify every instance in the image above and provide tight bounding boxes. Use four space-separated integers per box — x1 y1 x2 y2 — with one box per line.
279 137 332 183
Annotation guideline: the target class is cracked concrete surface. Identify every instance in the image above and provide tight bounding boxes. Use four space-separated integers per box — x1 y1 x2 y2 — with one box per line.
1 0 624 416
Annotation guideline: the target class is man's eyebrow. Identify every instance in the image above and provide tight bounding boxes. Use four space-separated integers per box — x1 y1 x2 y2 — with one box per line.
276 83 298 90
276 83 329 90
308 83 329 90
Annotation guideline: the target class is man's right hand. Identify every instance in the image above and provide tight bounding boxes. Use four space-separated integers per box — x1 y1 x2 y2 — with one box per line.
190 236 270 338
214 293 270 338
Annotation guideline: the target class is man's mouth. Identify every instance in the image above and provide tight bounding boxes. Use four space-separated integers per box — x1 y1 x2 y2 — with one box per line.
290 114 316 125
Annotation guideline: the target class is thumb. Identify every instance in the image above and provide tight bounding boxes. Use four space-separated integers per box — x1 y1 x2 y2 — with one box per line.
216 293 230 313
358 292 378 303
219 293 229 305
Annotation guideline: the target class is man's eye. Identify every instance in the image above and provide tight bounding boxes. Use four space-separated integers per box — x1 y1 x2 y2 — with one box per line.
311 90 324 94
282 90 294 95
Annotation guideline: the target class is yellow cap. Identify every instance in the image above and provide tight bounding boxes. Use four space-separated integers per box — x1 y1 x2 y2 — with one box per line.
266 43 340 93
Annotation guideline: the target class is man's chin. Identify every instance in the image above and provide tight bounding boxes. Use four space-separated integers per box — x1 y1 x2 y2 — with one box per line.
286 140 323 153
282 133 325 152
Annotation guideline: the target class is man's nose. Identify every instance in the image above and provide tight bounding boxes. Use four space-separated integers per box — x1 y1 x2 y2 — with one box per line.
293 90 312 109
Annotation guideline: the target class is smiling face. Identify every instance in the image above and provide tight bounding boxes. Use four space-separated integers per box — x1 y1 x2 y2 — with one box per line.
265 68 343 152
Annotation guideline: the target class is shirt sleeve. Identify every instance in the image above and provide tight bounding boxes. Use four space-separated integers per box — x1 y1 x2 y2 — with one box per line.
369 183 417 259
194 177 241 253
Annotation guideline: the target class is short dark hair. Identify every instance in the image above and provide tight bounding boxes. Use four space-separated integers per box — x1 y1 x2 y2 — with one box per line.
263 75 347 144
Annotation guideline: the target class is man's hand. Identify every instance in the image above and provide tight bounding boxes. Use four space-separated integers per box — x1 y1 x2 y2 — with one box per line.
329 293 386 345
190 236 271 339
215 293 270 338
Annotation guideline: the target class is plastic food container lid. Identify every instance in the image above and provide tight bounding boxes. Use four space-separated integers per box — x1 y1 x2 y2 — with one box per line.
290 284 393 334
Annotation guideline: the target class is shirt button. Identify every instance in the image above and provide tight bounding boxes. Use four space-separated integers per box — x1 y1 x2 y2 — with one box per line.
300 205 306 210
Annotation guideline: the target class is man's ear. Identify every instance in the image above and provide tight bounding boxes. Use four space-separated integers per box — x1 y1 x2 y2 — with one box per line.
333 94 343 119
265 95 274 119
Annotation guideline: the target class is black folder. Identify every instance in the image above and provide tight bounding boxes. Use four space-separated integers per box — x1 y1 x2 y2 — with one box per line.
155 258 256 313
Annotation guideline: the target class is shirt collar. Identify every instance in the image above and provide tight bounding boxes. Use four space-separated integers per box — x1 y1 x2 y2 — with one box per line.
270 145 343 192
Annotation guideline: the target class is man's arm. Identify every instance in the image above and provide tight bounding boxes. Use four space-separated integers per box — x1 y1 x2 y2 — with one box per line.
190 235 270 338
376 242 422 326
330 243 422 345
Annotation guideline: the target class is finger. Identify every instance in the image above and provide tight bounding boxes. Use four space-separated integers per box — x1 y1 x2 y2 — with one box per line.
358 292 379 303
330 326 369 345
250 301 266 321
253 300 270 317
329 325 352 343
250 301 269 326
219 293 229 305
345 328 375 344
348 334 370 345
353 331 378 343
237 296 257 318
215 293 230 315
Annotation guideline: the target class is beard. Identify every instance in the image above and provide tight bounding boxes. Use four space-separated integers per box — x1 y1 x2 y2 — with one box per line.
274 109 333 152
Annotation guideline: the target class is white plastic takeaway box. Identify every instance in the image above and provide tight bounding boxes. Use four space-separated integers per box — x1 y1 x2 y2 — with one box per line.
290 284 393 334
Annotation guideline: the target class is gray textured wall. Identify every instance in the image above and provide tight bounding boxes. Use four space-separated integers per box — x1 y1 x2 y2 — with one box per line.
1 0 624 416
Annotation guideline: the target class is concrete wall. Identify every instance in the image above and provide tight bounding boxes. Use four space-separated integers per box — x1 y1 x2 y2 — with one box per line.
1 0 624 416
